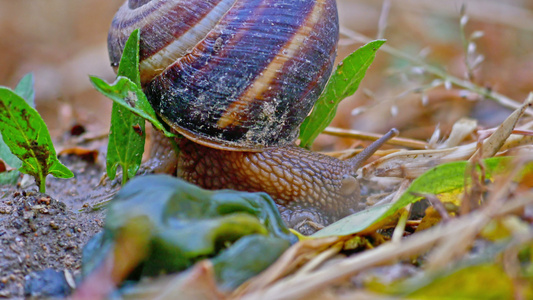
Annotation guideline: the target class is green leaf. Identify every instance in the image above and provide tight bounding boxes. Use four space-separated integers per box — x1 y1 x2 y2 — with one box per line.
0 88 73 193
0 170 20 186
0 132 22 169
106 29 145 183
373 240 532 298
212 235 289 290
381 157 519 221
14 73 35 107
406 264 513 299
313 157 527 237
0 74 37 170
312 203 394 238
299 40 386 148
90 76 175 138
82 175 295 290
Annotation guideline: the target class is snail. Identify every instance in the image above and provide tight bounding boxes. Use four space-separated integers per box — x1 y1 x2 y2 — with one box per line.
107 0 396 234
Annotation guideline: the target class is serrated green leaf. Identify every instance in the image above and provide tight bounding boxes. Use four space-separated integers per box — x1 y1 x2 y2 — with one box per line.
14 73 35 107
0 88 73 193
299 40 386 148
313 157 527 237
90 76 175 138
106 29 145 183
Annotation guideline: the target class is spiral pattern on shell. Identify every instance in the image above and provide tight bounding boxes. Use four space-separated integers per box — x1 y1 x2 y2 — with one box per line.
108 0 339 150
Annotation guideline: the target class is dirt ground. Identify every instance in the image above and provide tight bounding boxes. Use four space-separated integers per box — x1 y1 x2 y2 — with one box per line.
0 154 117 299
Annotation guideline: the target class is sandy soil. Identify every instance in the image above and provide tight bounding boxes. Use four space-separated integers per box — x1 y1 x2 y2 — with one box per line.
0 155 117 299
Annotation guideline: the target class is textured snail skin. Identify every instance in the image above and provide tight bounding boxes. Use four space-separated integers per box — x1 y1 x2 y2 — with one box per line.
108 0 391 234
177 139 360 229
148 129 397 234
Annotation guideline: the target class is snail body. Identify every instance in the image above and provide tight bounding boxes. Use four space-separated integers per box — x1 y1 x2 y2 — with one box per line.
108 0 394 234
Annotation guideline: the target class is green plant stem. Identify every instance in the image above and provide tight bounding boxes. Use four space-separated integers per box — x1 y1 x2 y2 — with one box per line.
122 172 129 186
339 27 533 116
39 174 45 193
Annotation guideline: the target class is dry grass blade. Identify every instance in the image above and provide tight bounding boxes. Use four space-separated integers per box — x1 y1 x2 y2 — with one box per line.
121 261 225 300
237 193 533 300
323 127 428 149
426 156 530 270
436 118 478 149
339 28 532 116
363 97 533 179
361 145 476 179
233 237 340 297
472 94 533 159
411 192 451 222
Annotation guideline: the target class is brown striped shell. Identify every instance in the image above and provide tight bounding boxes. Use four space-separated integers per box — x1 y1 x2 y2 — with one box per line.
108 0 339 151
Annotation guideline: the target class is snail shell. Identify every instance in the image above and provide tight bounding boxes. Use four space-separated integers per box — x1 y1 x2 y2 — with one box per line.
108 0 339 150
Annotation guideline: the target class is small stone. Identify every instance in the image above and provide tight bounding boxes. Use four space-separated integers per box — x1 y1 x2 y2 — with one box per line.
50 221 59 230
24 269 72 298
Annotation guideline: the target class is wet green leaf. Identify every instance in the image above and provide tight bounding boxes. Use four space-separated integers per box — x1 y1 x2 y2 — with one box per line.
299 40 386 148
105 29 145 183
82 175 295 291
0 88 73 193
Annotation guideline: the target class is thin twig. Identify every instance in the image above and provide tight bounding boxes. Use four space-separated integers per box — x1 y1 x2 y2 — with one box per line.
376 0 391 39
411 192 451 221
339 28 533 116
323 127 427 149
239 192 533 300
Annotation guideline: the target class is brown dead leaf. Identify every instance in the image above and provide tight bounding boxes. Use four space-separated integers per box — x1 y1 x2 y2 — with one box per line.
58 147 99 163
237 193 533 300
472 94 533 159
415 207 443 232
362 101 533 179
436 118 478 149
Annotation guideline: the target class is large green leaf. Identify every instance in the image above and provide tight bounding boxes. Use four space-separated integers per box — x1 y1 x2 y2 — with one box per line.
0 88 73 192
106 29 145 183
82 175 294 291
299 40 386 148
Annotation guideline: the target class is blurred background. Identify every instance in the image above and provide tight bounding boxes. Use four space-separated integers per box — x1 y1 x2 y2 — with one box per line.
0 0 532 150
